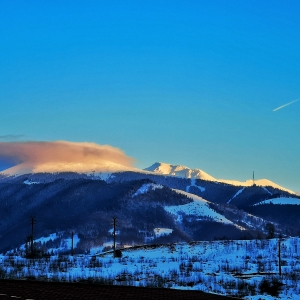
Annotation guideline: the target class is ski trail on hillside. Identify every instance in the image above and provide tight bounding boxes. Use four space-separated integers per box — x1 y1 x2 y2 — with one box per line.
263 187 272 195
227 188 245 204
186 178 205 193
169 189 245 230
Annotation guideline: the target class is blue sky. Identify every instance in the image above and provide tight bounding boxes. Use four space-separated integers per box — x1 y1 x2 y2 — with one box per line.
0 1 299 191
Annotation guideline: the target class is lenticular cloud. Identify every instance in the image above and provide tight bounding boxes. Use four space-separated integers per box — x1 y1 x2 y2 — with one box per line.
0 141 136 175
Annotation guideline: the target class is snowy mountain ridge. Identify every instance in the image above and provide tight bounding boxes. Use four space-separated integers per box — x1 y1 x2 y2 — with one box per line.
0 159 294 194
144 162 216 181
145 162 294 194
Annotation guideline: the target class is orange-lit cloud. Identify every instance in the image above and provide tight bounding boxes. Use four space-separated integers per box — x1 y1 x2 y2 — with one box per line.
0 141 136 174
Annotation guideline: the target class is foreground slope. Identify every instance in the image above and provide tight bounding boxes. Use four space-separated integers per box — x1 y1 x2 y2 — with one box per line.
2 238 300 299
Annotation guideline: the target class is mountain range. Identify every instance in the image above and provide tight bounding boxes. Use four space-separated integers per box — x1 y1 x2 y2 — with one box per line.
145 162 294 194
0 161 299 254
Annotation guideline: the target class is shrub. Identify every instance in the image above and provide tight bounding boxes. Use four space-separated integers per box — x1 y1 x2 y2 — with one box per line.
259 277 283 296
114 249 122 258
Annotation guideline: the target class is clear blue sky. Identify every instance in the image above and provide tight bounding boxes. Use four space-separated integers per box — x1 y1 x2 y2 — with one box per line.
0 1 299 191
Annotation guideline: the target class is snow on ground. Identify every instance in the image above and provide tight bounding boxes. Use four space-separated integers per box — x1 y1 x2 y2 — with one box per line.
132 183 163 197
167 189 242 228
23 179 40 185
144 162 294 194
227 188 245 204
108 228 120 235
35 233 58 244
219 179 294 194
2 237 300 299
89 172 112 181
144 162 216 181
64 234 80 249
254 197 300 205
186 178 205 193
153 228 173 238
18 232 80 253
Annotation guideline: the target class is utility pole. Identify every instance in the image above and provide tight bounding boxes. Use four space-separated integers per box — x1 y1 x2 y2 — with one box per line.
71 232 74 256
112 217 117 258
278 238 282 276
30 217 36 256
253 171 255 186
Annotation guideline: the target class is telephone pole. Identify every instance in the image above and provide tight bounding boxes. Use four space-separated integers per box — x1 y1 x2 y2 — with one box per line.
30 217 36 256
112 217 117 258
253 171 255 186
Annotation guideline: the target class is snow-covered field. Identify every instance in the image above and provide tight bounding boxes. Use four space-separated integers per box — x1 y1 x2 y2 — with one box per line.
132 183 163 197
1 238 300 299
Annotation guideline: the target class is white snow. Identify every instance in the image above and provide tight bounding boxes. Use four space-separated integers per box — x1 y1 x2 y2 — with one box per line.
19 232 80 253
3 237 300 299
145 162 295 194
144 162 216 181
132 183 163 197
35 233 58 244
23 179 40 185
254 197 300 206
186 178 206 193
166 189 243 229
108 228 120 235
227 188 245 204
90 172 112 181
153 228 173 238
218 178 294 194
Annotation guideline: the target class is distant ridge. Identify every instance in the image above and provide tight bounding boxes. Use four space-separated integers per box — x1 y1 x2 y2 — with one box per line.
144 162 216 181
144 162 294 194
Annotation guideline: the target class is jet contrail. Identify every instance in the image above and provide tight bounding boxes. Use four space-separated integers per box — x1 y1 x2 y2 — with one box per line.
273 99 298 112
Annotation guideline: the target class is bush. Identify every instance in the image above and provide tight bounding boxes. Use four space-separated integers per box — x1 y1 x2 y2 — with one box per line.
114 249 122 258
259 277 283 296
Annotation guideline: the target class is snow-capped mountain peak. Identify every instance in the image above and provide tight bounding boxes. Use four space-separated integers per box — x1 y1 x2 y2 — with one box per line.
144 162 294 194
144 162 216 181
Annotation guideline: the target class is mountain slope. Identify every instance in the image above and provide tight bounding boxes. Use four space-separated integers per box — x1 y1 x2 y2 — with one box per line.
0 175 260 253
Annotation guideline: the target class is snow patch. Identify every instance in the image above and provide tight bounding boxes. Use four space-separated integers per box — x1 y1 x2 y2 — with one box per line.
108 228 120 235
24 179 40 185
227 188 245 204
186 178 205 193
132 183 163 197
145 162 216 181
167 189 245 229
89 172 112 181
153 228 173 238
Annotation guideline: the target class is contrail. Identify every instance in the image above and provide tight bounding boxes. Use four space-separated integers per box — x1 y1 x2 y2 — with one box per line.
273 99 298 112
